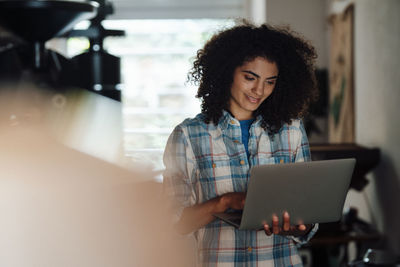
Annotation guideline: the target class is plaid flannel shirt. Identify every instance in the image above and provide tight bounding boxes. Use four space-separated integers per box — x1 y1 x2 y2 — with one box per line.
163 110 318 267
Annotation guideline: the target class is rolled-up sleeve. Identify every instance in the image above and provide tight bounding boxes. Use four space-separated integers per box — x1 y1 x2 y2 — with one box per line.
163 126 197 223
290 223 319 245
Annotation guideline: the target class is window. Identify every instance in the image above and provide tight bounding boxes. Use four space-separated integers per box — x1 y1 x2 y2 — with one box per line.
68 19 234 172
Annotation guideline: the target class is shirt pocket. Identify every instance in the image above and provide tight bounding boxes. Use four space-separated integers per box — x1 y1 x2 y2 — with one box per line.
196 155 234 200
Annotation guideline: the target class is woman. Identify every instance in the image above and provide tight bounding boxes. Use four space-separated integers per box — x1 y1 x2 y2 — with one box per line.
163 22 319 266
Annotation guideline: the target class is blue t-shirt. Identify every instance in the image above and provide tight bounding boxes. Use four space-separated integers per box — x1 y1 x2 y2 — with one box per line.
239 118 255 158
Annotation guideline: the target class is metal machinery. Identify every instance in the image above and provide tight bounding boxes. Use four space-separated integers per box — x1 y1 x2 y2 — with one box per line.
0 0 124 101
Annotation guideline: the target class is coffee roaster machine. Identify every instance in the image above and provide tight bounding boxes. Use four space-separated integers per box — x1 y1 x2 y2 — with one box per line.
0 0 124 101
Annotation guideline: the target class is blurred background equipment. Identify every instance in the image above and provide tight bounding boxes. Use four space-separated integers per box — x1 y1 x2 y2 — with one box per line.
302 144 383 266
0 0 124 101
310 144 380 192
0 0 128 166
0 0 97 87
66 0 125 101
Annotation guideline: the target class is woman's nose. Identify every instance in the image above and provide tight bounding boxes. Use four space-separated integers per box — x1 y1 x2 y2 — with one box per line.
252 81 264 96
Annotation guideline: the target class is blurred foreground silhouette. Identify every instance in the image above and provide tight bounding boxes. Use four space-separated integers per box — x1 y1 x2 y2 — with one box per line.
0 84 196 267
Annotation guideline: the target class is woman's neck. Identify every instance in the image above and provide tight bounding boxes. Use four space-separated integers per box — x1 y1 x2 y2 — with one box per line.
226 109 254 121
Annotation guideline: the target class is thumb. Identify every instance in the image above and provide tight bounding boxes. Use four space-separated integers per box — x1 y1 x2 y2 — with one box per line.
298 224 306 231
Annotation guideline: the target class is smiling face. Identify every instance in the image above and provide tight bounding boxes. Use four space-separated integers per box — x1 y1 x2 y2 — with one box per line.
228 57 279 121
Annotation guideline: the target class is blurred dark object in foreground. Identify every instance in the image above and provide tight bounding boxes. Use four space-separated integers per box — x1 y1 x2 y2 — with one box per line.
66 0 125 101
310 143 380 191
0 0 98 43
0 0 97 90
0 0 124 101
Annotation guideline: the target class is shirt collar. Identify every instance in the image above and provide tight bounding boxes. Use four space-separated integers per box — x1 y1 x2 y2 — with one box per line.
218 110 262 131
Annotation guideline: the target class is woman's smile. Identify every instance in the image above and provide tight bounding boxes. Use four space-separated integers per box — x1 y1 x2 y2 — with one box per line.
245 94 262 104
228 57 279 120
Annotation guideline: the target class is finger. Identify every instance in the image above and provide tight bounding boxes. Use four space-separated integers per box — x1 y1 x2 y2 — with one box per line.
264 224 272 236
283 211 290 231
298 224 306 231
272 215 280 234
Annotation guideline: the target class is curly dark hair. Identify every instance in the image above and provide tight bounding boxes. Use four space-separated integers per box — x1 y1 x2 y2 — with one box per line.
188 21 318 133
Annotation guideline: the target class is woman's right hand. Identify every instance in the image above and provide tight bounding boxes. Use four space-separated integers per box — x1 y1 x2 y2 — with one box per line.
176 192 246 234
218 192 246 211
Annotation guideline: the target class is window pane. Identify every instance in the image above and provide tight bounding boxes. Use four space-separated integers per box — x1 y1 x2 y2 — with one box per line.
74 19 234 170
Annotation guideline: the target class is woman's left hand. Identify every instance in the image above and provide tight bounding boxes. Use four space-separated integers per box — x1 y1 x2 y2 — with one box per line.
263 211 312 237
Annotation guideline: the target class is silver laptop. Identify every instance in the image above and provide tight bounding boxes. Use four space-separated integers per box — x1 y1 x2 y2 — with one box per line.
213 158 356 230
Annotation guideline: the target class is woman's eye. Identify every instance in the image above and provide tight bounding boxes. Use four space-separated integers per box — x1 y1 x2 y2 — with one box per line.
245 75 255 81
266 80 276 85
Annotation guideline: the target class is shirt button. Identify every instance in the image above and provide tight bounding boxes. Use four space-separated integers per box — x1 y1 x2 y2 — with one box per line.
240 160 245 165
233 140 240 143
247 246 252 252
212 163 216 168
230 120 236 125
